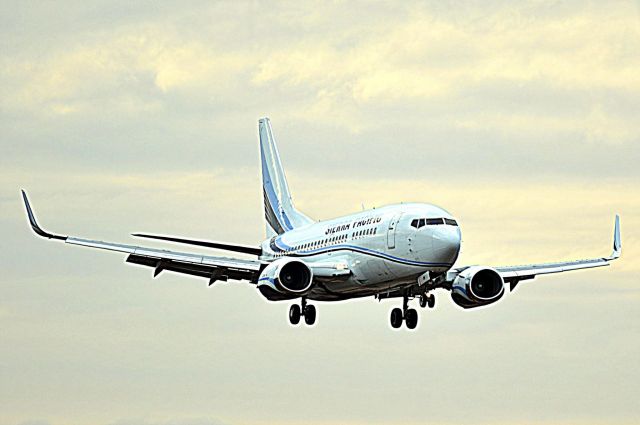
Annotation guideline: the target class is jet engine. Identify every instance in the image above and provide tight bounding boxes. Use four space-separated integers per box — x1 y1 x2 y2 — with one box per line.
450 266 505 309
257 257 314 299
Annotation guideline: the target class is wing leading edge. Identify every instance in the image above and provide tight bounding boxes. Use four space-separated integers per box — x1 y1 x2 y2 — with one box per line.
21 190 263 285
466 215 621 291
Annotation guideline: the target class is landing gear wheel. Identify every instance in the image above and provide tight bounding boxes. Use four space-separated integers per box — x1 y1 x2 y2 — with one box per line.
289 304 301 325
390 308 403 329
304 304 316 325
420 294 436 308
405 308 418 329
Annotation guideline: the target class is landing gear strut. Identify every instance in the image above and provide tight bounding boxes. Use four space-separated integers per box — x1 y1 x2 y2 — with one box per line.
390 295 419 330
289 297 316 326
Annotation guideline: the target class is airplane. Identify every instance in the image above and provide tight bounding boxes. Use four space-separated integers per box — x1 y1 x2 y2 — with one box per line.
21 117 622 329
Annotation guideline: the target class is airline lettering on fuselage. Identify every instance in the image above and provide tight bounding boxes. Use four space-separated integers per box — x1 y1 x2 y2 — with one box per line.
325 223 350 236
325 216 382 236
352 216 382 229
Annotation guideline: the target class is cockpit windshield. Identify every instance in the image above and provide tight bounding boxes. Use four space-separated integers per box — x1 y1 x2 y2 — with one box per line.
411 218 458 228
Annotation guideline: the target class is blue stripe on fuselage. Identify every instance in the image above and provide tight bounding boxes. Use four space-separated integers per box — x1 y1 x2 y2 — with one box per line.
268 243 452 268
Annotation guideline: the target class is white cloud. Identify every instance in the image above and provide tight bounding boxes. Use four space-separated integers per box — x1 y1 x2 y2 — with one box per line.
1 2 639 425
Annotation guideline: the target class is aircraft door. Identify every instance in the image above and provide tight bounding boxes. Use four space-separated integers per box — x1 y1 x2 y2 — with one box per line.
387 213 402 249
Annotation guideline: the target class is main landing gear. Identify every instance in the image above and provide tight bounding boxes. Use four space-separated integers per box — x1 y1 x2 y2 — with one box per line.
390 292 436 330
390 295 419 329
289 297 316 326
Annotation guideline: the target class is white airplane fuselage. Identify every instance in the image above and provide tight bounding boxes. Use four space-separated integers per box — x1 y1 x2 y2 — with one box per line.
260 203 462 300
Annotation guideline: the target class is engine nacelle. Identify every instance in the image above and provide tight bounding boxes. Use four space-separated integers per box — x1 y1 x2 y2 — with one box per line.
257 258 314 299
450 266 505 309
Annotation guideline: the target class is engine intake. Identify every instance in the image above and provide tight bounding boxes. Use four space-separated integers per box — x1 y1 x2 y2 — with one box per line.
257 258 314 299
278 260 312 292
451 266 505 309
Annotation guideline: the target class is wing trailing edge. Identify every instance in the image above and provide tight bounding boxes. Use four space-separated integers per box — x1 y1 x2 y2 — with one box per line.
131 233 262 256
20 190 263 284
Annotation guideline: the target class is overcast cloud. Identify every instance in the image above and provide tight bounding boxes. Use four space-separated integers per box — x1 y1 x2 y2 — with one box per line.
1 1 639 425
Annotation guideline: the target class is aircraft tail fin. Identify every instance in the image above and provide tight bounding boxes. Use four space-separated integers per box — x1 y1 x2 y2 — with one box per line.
259 118 313 236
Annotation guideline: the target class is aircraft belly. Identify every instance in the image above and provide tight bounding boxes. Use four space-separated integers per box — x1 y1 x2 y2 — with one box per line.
307 278 369 300
306 253 405 301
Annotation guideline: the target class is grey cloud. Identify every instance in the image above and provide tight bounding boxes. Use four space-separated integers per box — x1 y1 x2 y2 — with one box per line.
16 421 52 425
107 419 228 425
2 2 640 425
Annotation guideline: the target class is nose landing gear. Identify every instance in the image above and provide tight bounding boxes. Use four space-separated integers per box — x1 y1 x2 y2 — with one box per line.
289 297 316 326
419 293 436 309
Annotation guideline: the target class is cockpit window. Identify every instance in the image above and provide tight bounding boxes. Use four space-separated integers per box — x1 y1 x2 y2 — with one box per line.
411 217 458 228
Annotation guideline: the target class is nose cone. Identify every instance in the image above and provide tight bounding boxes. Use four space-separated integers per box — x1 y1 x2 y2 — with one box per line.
432 226 461 264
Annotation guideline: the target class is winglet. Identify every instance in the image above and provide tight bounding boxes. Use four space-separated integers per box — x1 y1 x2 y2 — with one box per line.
21 190 67 240
608 214 621 260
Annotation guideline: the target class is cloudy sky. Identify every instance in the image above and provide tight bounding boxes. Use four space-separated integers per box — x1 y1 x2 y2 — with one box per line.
1 1 639 424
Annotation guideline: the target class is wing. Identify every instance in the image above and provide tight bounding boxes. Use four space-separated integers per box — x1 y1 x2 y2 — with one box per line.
454 215 621 291
21 190 263 285
131 233 262 256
